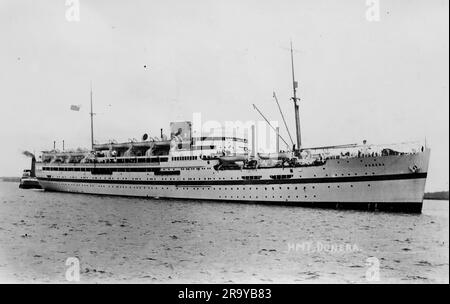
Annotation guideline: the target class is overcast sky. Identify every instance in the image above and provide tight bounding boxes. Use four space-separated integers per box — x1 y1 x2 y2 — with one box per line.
0 0 448 191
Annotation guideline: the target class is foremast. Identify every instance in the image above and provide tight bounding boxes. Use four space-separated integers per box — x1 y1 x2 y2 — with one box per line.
90 82 95 151
290 41 302 155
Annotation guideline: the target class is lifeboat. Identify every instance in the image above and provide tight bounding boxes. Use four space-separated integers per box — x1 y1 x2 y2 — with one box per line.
257 152 292 160
258 159 282 168
219 154 248 162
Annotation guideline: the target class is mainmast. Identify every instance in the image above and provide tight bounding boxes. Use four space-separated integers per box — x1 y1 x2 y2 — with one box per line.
90 82 94 151
290 41 302 154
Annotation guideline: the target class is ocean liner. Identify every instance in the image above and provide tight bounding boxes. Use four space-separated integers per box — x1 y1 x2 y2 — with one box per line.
34 47 430 213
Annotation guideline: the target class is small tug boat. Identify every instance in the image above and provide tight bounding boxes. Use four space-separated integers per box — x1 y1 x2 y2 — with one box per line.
19 170 42 189
19 155 42 189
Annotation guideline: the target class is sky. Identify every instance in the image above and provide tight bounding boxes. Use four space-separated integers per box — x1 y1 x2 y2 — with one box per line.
0 0 448 191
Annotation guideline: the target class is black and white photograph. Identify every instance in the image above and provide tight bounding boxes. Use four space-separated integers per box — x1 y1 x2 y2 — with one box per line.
0 0 448 290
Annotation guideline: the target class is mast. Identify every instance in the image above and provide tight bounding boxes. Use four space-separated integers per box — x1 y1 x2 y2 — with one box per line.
90 82 94 151
290 41 302 154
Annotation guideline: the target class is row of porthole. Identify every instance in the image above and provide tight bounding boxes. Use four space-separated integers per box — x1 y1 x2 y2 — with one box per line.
57 183 149 190
337 159 381 164
327 184 371 188
171 184 369 191
365 163 385 167
53 183 370 191
55 183 371 191
53 171 381 181
219 195 318 199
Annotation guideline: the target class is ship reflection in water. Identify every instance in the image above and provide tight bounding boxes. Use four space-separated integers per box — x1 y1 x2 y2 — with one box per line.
0 182 447 283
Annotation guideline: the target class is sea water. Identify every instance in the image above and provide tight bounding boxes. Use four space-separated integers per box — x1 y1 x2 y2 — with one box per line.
0 182 448 283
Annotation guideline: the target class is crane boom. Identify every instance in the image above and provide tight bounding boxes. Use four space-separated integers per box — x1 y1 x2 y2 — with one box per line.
273 91 294 146
252 104 290 149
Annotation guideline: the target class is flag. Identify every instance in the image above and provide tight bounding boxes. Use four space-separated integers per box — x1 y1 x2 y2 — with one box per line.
294 81 298 89
70 104 81 111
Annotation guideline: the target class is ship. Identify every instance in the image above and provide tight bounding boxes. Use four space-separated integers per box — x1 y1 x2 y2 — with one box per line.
34 46 430 213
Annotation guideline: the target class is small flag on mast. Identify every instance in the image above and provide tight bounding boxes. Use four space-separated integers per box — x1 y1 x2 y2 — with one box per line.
294 81 298 89
70 105 81 111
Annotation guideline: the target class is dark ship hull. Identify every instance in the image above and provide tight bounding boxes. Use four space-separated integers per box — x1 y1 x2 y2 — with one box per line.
19 177 42 189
